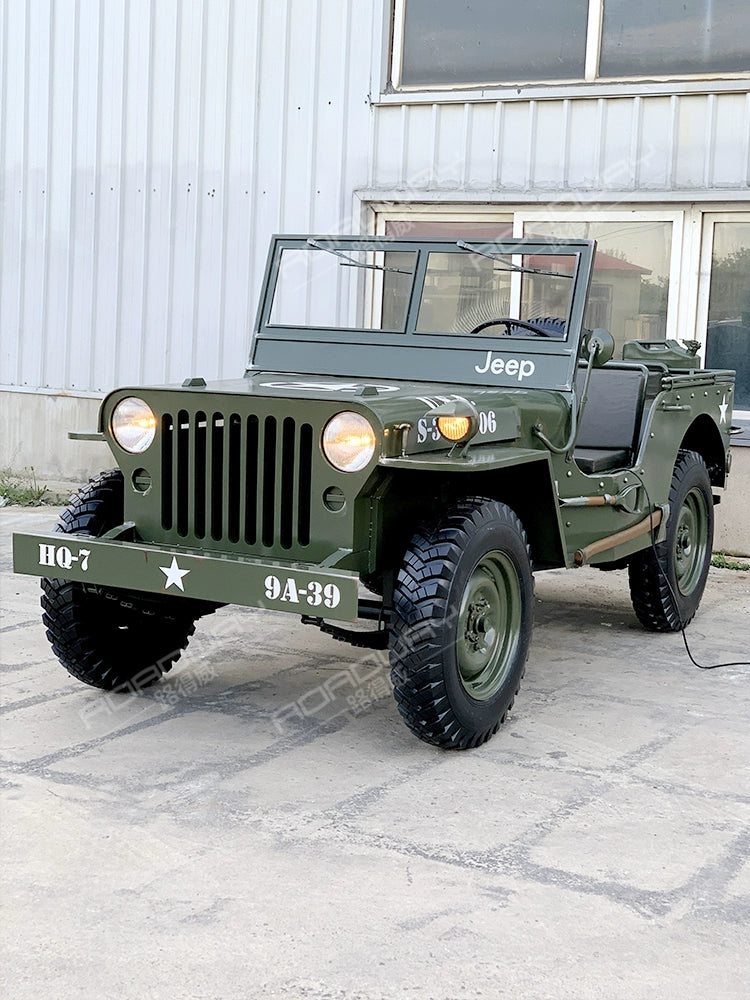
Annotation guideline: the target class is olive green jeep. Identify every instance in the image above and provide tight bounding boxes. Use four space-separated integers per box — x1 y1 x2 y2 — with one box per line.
13 236 736 748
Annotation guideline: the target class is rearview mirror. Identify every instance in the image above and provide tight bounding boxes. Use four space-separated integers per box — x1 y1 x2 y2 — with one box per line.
582 328 615 367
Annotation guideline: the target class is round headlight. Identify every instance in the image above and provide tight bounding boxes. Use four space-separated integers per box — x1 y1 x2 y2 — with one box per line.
322 412 377 473
111 397 157 454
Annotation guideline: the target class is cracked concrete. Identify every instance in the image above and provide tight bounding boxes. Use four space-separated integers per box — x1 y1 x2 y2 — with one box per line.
1 505 749 1000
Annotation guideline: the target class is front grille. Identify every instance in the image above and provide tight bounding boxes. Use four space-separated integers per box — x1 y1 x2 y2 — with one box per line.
160 410 313 550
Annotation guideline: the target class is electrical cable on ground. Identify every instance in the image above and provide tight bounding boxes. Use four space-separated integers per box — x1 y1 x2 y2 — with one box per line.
629 470 750 670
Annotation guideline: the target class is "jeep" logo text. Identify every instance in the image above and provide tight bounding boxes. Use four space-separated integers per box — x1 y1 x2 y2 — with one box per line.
474 352 535 381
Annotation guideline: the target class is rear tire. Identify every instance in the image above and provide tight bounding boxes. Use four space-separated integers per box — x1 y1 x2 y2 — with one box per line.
41 470 198 690
389 499 533 749
628 450 713 632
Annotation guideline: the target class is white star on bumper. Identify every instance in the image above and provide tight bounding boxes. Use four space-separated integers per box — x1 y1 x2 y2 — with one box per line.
719 394 728 424
159 555 190 592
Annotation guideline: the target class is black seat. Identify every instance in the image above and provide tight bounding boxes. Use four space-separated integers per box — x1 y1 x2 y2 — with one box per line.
574 364 648 474
524 316 567 338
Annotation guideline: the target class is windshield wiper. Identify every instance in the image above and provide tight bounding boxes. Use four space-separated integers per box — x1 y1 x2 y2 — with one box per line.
456 240 574 279
307 239 414 274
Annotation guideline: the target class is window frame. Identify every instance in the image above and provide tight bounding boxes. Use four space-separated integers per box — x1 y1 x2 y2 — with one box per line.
373 202 749 438
376 206 684 344
390 0 750 92
251 234 597 392
514 209 684 343
696 211 750 427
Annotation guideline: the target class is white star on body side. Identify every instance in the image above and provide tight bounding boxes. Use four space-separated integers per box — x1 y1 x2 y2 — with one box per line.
159 555 190 591
719 394 729 424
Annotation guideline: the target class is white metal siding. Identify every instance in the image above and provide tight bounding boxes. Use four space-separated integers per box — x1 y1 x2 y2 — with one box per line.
3 1 749 398
369 92 750 197
0 0 376 394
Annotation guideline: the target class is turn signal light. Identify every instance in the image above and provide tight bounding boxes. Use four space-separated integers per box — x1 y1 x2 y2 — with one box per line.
437 415 473 442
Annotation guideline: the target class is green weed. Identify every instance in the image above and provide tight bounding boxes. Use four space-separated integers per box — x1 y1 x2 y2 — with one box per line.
0 467 49 507
711 551 750 571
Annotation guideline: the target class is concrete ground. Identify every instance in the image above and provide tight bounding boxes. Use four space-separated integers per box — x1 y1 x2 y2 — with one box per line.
1 506 749 1000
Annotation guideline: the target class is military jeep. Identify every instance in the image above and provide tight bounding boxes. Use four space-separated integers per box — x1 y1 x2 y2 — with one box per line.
13 236 735 748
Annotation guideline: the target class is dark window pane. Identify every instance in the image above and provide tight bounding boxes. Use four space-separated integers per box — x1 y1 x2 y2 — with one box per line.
706 223 750 411
600 0 750 78
400 0 588 87
384 220 513 238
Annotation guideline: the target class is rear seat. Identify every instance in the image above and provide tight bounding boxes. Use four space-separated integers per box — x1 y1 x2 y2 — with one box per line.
574 363 648 474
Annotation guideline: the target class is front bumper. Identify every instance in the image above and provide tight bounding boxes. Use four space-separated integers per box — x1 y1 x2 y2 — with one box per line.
13 531 360 622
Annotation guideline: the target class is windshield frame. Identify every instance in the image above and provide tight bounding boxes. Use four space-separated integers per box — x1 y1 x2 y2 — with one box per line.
251 235 596 392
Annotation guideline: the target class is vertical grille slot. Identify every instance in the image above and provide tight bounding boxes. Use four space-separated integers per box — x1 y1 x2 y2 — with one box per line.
244 415 259 544
161 414 173 530
297 423 313 547
210 413 224 540
261 416 277 547
280 417 296 549
227 414 242 543
176 409 190 536
193 411 207 539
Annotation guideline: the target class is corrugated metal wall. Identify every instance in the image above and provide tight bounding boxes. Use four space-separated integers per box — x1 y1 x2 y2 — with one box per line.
0 0 377 394
2 1 749 399
370 93 750 195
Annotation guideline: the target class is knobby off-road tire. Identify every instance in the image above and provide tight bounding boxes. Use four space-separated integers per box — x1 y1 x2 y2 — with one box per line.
41 469 197 690
389 499 533 749
628 450 713 632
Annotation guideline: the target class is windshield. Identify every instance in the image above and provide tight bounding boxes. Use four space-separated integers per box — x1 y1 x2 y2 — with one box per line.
269 245 416 331
253 236 596 392
267 240 579 341
416 250 577 338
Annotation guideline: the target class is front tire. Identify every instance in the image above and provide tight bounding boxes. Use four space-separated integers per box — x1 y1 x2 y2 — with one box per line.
628 450 713 631
41 470 198 690
389 499 533 749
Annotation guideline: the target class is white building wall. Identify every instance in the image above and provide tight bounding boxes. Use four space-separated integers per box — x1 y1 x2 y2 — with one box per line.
4 4 749 405
368 91 750 197
0 0 381 398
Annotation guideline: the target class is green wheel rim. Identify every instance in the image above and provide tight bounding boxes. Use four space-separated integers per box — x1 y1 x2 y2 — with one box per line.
673 486 709 597
456 551 522 701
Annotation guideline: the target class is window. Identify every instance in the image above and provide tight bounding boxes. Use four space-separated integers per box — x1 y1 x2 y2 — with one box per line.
516 216 676 357
398 0 588 87
375 206 749 430
599 0 750 78
701 219 750 417
393 0 750 88
384 220 514 240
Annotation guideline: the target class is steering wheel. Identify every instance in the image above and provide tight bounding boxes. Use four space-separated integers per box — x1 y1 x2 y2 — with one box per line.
467 317 554 337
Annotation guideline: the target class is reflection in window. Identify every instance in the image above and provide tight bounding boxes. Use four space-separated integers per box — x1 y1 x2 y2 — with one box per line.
399 0 588 86
522 221 672 355
600 0 750 78
384 220 513 239
394 0 749 86
706 223 750 411
416 251 575 337
269 247 416 331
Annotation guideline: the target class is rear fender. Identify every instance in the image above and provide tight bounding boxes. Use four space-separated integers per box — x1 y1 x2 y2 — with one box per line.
680 414 730 486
